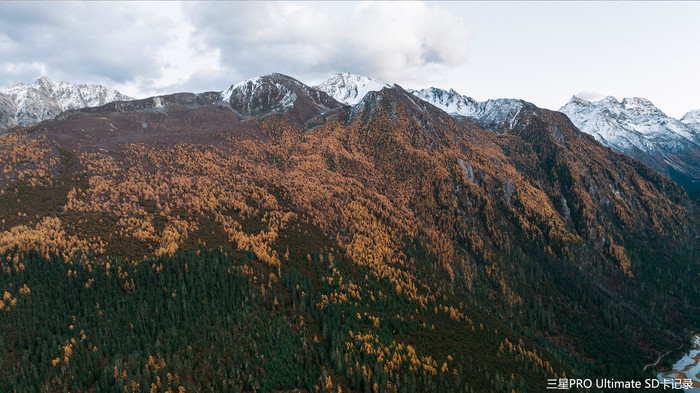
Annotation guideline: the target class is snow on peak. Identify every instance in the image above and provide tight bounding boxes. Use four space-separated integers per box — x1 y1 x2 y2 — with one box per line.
408 86 530 133
620 97 665 117
220 76 262 102
0 76 132 128
681 109 700 132
220 74 298 115
409 87 479 117
569 95 591 105
219 73 342 119
34 76 59 91
599 96 619 105
316 72 390 105
473 99 529 132
220 73 309 103
560 95 699 154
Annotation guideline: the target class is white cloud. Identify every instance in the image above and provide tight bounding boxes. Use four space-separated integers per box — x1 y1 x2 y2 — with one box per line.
0 2 223 98
186 1 471 86
0 1 470 96
346 2 470 79
1 61 47 81
1 1 698 118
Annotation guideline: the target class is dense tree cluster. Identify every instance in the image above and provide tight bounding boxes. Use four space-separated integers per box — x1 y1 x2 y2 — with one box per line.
0 131 58 189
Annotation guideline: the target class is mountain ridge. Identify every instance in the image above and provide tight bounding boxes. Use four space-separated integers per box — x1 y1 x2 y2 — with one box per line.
315 72 391 106
312 72 700 194
220 73 344 123
23 71 697 197
0 76 132 130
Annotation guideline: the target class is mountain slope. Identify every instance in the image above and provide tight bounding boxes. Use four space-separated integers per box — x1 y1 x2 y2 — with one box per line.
0 73 697 392
318 73 700 195
318 73 539 135
560 96 700 194
0 76 132 130
0 92 17 129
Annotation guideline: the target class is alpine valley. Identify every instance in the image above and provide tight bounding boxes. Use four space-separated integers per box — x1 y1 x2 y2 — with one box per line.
0 72 698 393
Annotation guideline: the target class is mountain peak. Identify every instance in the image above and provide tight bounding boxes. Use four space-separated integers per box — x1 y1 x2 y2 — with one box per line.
681 109 700 125
409 87 534 134
35 75 56 86
681 109 700 137
620 97 665 116
220 73 342 121
410 86 479 118
560 94 700 192
0 76 132 129
316 72 390 105
561 95 683 138
344 84 462 141
567 95 592 106
221 73 313 101
572 95 665 117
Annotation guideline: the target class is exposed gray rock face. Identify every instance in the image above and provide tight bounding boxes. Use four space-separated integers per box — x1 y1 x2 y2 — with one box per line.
220 73 342 121
0 76 132 131
0 92 17 129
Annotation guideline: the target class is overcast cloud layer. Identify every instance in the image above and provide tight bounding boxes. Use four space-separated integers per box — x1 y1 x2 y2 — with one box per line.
0 2 469 96
1 1 698 118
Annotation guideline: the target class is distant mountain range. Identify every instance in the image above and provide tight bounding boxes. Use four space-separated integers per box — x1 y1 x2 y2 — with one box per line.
560 96 700 194
2 72 698 193
0 76 132 129
317 72 700 195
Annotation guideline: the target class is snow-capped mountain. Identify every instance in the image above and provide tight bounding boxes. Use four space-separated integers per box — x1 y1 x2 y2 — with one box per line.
410 87 533 133
316 72 699 192
560 95 700 192
317 73 532 133
468 99 532 133
221 75 297 114
220 73 342 120
0 76 132 129
315 72 390 106
410 87 479 117
681 109 700 133
560 96 700 149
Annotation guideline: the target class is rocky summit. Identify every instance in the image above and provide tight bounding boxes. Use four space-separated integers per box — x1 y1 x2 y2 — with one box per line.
0 76 132 131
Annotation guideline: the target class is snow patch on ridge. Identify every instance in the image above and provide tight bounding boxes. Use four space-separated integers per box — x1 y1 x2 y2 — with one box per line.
316 72 390 105
681 109 700 133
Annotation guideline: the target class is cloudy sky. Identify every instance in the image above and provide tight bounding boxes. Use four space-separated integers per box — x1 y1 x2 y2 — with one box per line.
1 1 699 118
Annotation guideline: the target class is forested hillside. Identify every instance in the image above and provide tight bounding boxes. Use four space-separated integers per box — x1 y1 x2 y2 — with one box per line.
0 79 697 392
